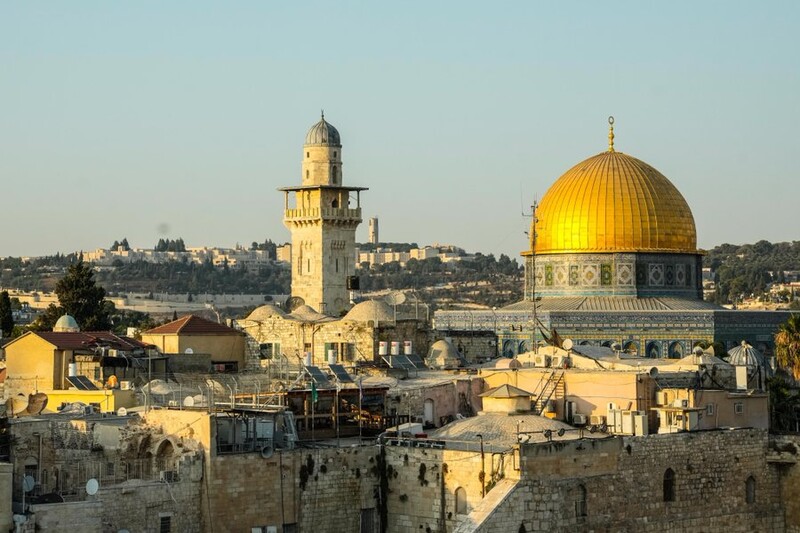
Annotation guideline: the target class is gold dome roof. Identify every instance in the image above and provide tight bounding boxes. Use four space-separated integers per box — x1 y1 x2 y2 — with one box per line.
531 149 697 255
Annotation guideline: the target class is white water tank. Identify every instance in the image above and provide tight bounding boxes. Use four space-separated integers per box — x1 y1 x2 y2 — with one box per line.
327 349 336 365
378 342 388 356
390 341 400 355
403 341 413 355
68 363 78 377
304 352 313 366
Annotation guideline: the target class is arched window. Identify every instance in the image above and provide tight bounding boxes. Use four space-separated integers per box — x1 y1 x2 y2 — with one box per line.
455 487 467 515
647 342 661 359
574 484 587 520
306 170 310 180
746 475 756 504
663 468 675 502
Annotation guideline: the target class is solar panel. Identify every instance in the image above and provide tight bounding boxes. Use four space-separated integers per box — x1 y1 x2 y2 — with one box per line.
305 366 331 387
406 354 427 370
388 355 416 370
329 364 354 383
67 375 99 391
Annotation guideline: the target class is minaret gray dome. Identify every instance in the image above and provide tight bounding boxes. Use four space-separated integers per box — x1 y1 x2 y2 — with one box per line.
305 113 341 146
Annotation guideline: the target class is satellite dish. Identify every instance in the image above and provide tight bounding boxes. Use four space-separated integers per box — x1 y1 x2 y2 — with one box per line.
86 478 99 496
286 296 305 312
649 367 659 378
693 346 705 356
18 392 48 417
260 444 274 459
611 342 622 352
184 348 194 354
23 476 36 493
385 291 406 306
12 515 26 525
7 394 29 417
562 339 574 351
183 395 195 407
117 407 128 417
557 428 566 437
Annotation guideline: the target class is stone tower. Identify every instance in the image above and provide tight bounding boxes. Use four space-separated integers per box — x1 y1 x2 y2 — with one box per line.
369 217 379 245
280 114 367 315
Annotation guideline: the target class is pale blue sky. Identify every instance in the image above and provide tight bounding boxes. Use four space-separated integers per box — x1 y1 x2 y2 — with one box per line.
2 1 798 260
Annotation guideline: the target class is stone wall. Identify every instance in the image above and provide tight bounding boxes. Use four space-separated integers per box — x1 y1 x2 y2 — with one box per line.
478 429 784 532
771 434 800 532
203 445 381 532
381 429 787 533
383 445 519 533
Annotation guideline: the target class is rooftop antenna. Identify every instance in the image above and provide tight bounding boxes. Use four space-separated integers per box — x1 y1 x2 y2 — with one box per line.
530 199 539 353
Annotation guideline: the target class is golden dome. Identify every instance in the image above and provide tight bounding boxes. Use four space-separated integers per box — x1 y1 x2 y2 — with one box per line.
532 150 697 254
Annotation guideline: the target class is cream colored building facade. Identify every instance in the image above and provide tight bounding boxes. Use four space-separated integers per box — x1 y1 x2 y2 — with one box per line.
280 114 367 316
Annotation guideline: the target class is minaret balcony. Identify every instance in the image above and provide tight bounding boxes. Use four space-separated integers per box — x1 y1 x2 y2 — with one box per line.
284 207 362 223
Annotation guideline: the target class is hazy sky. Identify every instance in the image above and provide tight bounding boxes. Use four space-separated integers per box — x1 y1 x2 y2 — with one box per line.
2 1 799 260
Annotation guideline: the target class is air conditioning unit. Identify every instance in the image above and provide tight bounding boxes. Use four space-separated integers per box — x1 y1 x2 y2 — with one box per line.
672 399 689 408
108 349 119 357
160 470 179 483
572 414 587 426
84 405 95 416
534 354 551 367
551 355 563 368
656 391 669 405
589 415 606 425
120 381 131 391
168 400 179 407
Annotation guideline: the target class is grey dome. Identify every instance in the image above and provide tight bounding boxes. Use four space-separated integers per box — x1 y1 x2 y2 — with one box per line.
305 114 341 146
727 341 768 368
54 314 80 332
246 304 287 321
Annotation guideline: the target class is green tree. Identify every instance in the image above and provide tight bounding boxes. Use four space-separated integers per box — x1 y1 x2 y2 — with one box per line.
775 314 800 380
0 291 14 337
33 260 113 331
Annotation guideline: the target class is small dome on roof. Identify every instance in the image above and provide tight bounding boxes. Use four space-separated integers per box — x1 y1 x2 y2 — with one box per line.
493 357 522 370
344 300 393 323
246 304 287 321
429 413 577 447
727 341 768 368
427 339 465 370
289 304 330 322
54 314 80 332
305 114 341 146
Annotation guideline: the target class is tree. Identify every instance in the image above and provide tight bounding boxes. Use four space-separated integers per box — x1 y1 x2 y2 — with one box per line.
775 314 800 380
33 260 113 331
0 291 14 337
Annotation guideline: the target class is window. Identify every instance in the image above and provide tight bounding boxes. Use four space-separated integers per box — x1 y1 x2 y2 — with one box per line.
574 484 587 521
706 404 715 416
259 343 280 360
305 170 309 180
746 475 756 504
455 487 467 514
212 362 238 373
333 151 337 157
663 468 675 502
336 258 339 273
306 152 310 158
159 514 172 533
360 509 377 533
735 402 744 415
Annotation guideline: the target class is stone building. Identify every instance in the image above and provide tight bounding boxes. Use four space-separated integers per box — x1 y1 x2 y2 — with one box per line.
279 113 367 316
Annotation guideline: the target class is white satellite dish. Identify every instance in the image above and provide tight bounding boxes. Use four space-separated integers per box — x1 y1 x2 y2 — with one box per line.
184 348 194 354
562 339 574 351
649 367 659 378
22 476 35 493
12 515 27 525
86 478 99 496
116 407 128 417
183 395 195 407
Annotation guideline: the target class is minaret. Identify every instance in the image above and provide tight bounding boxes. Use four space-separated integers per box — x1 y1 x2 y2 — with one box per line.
280 114 367 315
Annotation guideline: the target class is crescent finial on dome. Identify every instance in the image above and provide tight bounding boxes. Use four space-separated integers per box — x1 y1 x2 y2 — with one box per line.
608 116 615 153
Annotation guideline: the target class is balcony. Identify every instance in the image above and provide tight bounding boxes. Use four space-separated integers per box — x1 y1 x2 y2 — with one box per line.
284 207 362 223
